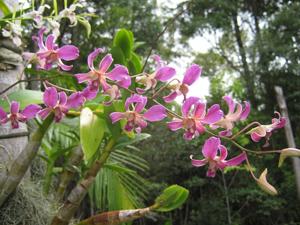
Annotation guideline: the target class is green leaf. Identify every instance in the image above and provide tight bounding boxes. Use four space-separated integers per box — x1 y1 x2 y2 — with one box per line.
113 29 133 59
0 90 43 111
0 0 11 16
80 107 106 162
110 46 126 66
128 52 142 74
154 185 189 212
77 16 91 38
104 163 136 174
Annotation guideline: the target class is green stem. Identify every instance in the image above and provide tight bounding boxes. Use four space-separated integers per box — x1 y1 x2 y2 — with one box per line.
0 114 54 207
50 138 116 225
43 160 55 194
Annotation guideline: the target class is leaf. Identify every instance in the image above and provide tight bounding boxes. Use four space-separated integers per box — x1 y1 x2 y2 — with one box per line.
256 168 278 196
113 29 133 59
104 163 136 174
0 0 10 16
128 52 142 74
154 185 189 212
110 46 126 66
0 90 43 111
80 107 106 162
77 16 91 38
278 148 300 167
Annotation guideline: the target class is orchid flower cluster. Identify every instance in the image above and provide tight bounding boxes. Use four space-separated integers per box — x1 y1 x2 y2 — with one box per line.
0 28 297 195
1 2 88 46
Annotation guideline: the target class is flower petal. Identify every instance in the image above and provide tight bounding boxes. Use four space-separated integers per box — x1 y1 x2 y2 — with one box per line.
58 59 73 71
143 105 166 122
219 145 228 161
106 65 131 88
88 48 102 70
125 94 147 112
44 87 58 107
75 73 91 83
155 66 176 81
163 91 178 103
45 34 55 50
59 92 67 105
0 107 7 120
57 45 79 61
206 169 216 178
38 108 52 119
21 104 42 119
66 92 85 109
99 54 113 73
202 137 220 159
181 96 200 117
190 155 207 167
10 101 20 114
223 95 235 114
202 104 223 124
194 101 206 118
240 101 250 120
182 64 202 85
110 112 125 123
81 83 99 100
167 119 183 131
226 152 246 166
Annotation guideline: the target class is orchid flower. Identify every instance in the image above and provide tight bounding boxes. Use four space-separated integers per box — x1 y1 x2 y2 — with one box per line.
25 4 50 28
249 112 286 144
136 55 176 94
47 19 61 37
75 48 131 101
211 95 250 136
163 64 202 103
190 137 247 177
38 87 85 122
30 28 79 71
58 4 82 26
110 94 167 133
0 101 41 129
167 97 223 140
2 21 23 47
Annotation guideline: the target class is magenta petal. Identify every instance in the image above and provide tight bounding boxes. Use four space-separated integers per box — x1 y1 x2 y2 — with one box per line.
125 94 147 112
155 66 176 81
202 137 220 159
206 169 216 177
182 64 202 85
10 101 20 114
219 130 232 137
106 65 130 88
110 112 125 123
219 145 228 161
184 130 195 140
181 96 200 117
136 88 146 94
81 83 99 100
194 101 206 118
38 108 51 119
75 73 91 83
45 34 55 50
202 104 223 124
44 87 58 108
251 131 264 142
58 60 73 71
0 107 7 120
167 119 183 131
240 101 250 120
144 105 166 122
163 91 178 103
88 48 102 69
66 92 85 109
223 95 235 114
226 152 246 166
57 45 79 61
59 92 67 105
37 28 46 49
21 104 42 119
195 123 206 134
99 54 113 73
190 155 207 167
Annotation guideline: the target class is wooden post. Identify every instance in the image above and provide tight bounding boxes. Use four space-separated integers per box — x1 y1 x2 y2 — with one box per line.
275 86 300 199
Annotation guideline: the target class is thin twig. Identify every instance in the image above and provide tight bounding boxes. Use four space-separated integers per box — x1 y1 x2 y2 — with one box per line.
142 2 191 71
230 121 261 140
222 172 232 225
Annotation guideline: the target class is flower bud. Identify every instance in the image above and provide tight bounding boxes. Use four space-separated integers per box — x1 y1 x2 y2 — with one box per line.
256 168 278 196
278 148 300 167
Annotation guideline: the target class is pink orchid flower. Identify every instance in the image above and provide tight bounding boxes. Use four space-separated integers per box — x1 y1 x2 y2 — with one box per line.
38 87 85 122
0 101 41 129
163 64 202 103
110 94 167 133
167 97 223 140
75 48 131 101
190 137 247 177
211 95 250 136
249 112 286 144
136 55 176 94
31 28 79 71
